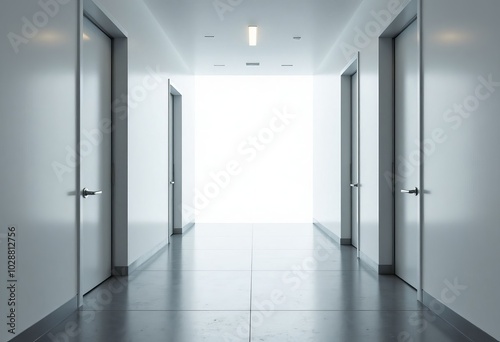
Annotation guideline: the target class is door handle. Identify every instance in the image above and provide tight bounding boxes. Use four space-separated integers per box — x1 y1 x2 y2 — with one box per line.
82 188 103 198
350 183 359 188
401 187 419 196
170 181 175 185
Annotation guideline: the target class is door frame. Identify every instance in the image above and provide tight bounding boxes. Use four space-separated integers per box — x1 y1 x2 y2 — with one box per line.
379 0 422 300
78 0 128 306
340 53 360 257
168 81 184 235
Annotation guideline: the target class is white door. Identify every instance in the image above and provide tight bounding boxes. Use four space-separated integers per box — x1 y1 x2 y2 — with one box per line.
81 17 112 294
395 20 419 288
351 72 360 249
168 93 174 236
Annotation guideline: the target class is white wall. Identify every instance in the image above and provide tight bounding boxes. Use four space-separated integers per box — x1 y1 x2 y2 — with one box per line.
195 76 313 223
422 1 500 338
179 77 197 229
313 74 342 238
314 0 406 266
314 0 500 338
0 1 79 341
94 0 196 264
0 0 195 340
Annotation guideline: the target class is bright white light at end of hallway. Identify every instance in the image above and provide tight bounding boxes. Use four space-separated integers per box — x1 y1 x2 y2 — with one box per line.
249 26 257 46
195 76 313 223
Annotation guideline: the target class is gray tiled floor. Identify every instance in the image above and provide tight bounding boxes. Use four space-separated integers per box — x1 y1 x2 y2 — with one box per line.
39 223 470 342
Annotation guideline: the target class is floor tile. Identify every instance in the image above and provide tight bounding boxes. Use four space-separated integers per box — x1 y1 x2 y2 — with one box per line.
169 235 252 250
83 271 251 311
185 223 253 237
251 271 425 311
253 235 337 250
252 248 359 271
39 310 250 342
252 223 324 237
139 248 252 271
250 311 470 342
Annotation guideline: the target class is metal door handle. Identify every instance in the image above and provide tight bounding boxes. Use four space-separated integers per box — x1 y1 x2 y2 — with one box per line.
82 188 103 198
350 183 359 188
170 181 175 185
401 187 419 196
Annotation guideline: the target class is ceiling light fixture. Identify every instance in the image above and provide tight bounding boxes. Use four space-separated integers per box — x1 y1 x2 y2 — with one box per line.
214 64 226 67
246 62 260 66
293 36 302 40
204 35 215 38
249 26 258 46
282 64 294 67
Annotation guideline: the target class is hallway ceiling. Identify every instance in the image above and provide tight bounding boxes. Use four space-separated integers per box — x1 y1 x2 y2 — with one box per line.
143 0 363 75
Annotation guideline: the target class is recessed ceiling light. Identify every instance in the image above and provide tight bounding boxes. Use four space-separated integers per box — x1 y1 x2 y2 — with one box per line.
204 35 215 38
249 26 258 46
282 64 294 67
293 36 302 40
246 62 260 66
214 64 225 67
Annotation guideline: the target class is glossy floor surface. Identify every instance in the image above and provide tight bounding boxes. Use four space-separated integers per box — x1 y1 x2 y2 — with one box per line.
39 223 470 341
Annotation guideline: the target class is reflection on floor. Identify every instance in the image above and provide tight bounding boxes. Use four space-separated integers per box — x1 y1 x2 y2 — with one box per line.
39 223 470 341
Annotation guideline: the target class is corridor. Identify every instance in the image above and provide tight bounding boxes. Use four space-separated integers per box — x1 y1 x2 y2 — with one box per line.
40 224 469 341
